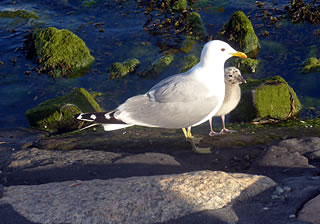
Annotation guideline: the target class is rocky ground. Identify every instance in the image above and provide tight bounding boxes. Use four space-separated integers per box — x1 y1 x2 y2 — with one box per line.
0 122 320 224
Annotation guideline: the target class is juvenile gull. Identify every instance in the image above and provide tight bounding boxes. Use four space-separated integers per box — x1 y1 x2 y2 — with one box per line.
208 67 246 136
76 40 247 153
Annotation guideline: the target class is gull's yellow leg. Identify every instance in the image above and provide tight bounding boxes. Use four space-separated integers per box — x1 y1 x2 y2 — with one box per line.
182 127 193 138
187 127 193 138
182 128 188 138
182 128 211 154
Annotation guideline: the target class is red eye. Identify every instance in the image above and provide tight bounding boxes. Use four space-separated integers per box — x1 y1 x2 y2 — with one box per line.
221 48 225 52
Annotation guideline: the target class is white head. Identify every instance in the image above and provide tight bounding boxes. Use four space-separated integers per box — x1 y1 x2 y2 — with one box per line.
200 40 247 67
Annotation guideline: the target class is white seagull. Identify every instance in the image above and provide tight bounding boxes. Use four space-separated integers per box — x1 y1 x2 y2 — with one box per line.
76 40 247 153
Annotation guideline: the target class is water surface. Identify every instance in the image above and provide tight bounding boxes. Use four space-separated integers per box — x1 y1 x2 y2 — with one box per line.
1 0 319 128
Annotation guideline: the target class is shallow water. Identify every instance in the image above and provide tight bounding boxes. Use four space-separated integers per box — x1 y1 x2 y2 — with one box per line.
0 0 320 128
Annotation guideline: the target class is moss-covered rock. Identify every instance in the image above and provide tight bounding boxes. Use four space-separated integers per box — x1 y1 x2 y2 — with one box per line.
29 27 94 78
26 88 102 133
217 11 260 58
232 57 259 74
82 0 96 8
230 76 301 122
180 38 197 54
141 54 174 77
186 12 207 39
302 57 320 73
108 58 140 79
0 10 39 19
180 55 199 72
171 0 188 11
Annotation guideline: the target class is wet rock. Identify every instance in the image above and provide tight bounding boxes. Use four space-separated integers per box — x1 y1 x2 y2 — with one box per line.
141 1 206 39
298 193 320 224
217 11 260 58
0 171 276 224
180 55 199 72
302 57 320 73
230 76 301 122
172 0 188 12
141 53 174 77
0 10 39 19
108 58 140 79
186 12 207 39
25 27 94 78
25 88 102 133
179 38 197 54
288 0 320 24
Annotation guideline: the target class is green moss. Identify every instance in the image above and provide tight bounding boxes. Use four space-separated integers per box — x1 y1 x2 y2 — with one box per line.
153 54 174 72
180 55 199 72
25 88 102 133
163 0 188 11
254 77 300 119
186 12 207 39
0 10 39 19
180 38 197 54
232 57 259 74
302 57 320 73
108 58 140 79
172 0 188 11
82 0 96 7
32 27 94 78
230 76 301 121
142 54 174 77
217 11 260 58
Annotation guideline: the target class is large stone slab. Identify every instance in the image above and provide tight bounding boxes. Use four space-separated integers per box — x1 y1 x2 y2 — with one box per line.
0 171 275 224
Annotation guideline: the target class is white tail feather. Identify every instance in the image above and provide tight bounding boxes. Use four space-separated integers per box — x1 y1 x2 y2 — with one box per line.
102 124 133 131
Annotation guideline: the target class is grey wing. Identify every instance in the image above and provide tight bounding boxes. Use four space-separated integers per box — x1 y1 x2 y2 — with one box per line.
117 76 220 128
148 74 209 103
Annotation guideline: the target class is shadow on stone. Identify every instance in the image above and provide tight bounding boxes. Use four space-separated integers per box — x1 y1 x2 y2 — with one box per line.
0 204 40 224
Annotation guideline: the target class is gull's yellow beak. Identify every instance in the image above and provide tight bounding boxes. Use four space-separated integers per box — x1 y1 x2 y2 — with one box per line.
230 51 247 59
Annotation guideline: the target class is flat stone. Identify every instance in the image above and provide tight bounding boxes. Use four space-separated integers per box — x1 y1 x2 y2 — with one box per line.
114 152 181 166
298 193 320 224
8 147 123 169
0 171 276 224
255 145 313 168
278 137 320 154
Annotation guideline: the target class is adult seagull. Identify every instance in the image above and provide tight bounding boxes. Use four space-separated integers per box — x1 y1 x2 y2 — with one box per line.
76 40 247 153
